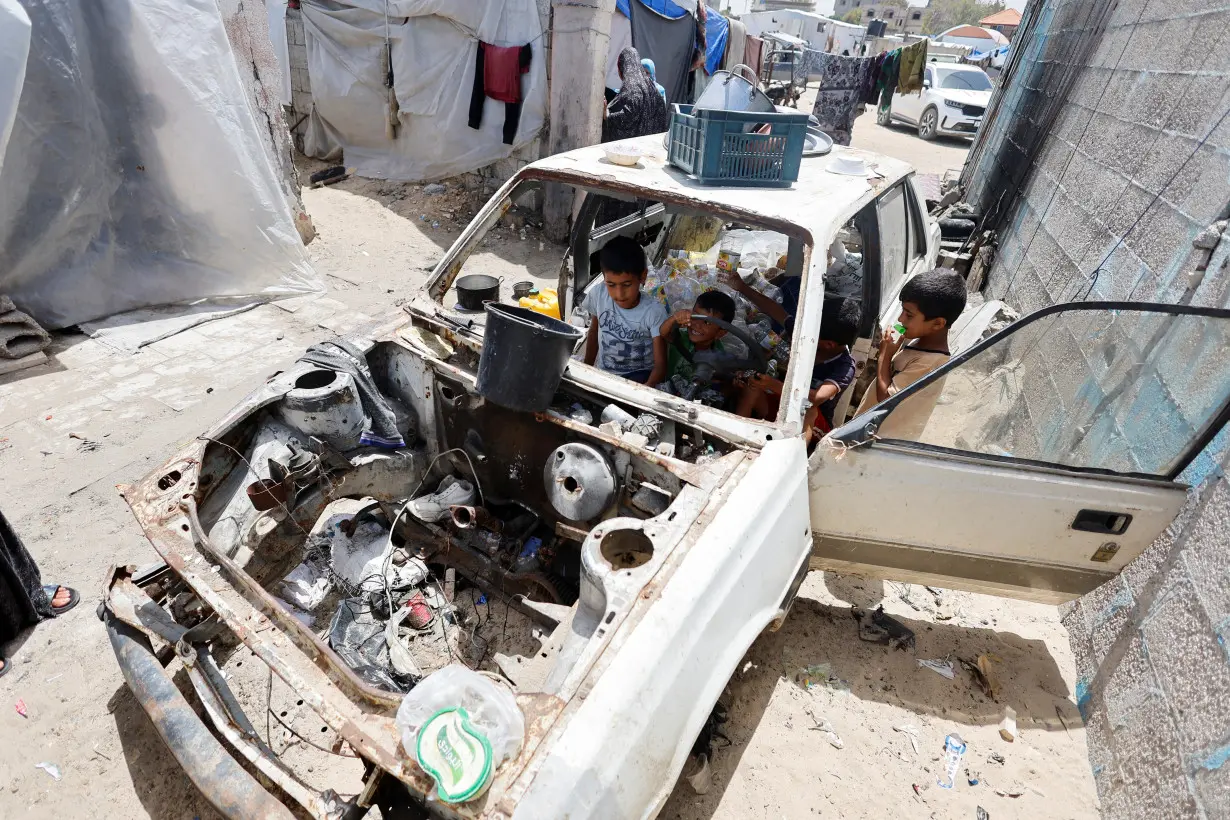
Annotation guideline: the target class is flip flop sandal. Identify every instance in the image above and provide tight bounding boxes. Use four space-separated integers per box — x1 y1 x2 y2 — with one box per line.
43 585 80 616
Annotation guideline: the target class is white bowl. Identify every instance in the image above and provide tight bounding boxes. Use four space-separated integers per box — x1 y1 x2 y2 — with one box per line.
604 143 646 166
826 155 871 176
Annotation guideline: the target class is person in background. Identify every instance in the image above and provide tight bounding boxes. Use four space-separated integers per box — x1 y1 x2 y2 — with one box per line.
851 268 967 439
641 58 669 107
603 47 669 143
1 509 77 677
582 236 669 386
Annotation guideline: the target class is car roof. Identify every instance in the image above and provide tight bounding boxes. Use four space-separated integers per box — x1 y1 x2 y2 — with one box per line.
520 134 914 246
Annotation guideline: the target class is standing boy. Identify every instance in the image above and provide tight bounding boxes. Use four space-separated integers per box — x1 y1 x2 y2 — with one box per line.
582 236 669 385
852 268 966 439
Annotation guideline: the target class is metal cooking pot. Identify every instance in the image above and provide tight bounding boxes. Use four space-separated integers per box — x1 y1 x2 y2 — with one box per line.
456 273 501 310
693 64 777 117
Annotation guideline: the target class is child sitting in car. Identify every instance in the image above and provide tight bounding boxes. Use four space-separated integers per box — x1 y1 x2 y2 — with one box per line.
658 290 738 395
735 298 861 442
582 236 669 385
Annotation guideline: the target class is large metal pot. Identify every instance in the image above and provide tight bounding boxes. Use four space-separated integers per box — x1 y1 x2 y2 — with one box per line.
456 274 501 310
692 64 776 116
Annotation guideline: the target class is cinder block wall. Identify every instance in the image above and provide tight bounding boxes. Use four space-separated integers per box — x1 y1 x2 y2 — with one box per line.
962 0 1230 815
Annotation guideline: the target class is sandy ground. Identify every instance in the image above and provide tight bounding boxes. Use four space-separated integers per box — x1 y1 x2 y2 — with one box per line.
0 117 1094 819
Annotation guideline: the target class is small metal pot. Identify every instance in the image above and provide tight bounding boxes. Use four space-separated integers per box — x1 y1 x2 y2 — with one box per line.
456 274 501 310
512 280 535 299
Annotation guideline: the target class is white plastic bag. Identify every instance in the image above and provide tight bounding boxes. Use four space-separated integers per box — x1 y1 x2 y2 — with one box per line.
396 665 525 799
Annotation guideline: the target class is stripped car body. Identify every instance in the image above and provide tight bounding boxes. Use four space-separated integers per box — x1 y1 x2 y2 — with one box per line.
102 135 1230 819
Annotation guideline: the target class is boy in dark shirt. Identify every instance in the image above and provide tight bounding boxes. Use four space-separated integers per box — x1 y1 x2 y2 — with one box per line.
736 298 860 441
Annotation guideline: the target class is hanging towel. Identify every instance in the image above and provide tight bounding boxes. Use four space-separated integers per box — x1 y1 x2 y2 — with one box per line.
745 35 764 78
299 339 406 449
468 42 532 145
897 39 928 94
810 53 874 146
724 18 746 70
628 0 696 106
877 48 900 113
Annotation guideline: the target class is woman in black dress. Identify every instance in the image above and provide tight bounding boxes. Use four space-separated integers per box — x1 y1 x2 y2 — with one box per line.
1 509 77 676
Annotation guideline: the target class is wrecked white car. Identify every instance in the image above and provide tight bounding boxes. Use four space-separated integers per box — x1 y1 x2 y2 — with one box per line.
101 135 1230 820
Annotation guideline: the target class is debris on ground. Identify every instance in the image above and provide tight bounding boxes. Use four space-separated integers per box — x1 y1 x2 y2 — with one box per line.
686 755 712 795
35 762 62 781
977 808 990 820
853 605 915 650
794 662 850 692
987 751 1006 765
15 698 27 718
423 183 446 195
959 653 1003 700
998 706 1017 742
805 707 844 749
966 768 980 786
917 658 956 680
893 724 919 755
937 733 967 789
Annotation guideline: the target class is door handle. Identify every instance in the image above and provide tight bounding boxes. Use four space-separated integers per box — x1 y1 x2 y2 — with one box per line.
1071 509 1132 535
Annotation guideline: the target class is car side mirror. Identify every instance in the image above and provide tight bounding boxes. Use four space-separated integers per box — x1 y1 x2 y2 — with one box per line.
923 79 931 89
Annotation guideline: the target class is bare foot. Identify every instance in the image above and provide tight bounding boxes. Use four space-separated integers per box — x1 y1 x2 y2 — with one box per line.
50 586 71 608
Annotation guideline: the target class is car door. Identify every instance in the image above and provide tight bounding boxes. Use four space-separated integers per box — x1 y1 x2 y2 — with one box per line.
893 67 929 124
808 302 1230 604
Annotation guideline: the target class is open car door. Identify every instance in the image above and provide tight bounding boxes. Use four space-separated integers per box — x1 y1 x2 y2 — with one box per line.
809 302 1230 604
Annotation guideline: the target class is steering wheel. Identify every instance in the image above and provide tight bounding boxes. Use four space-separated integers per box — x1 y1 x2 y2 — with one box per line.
672 314 770 374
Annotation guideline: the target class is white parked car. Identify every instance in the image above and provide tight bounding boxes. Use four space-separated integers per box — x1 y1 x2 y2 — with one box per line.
101 134 1230 820
882 63 994 140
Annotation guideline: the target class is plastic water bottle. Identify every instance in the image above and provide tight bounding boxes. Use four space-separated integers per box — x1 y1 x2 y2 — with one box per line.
938 733 967 789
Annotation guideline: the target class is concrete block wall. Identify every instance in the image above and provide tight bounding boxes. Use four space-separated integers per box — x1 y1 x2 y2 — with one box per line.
1062 447 1230 818
962 1 1230 816
285 8 313 141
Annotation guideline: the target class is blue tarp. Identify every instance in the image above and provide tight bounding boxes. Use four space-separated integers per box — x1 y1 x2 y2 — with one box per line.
704 6 728 75
616 0 690 20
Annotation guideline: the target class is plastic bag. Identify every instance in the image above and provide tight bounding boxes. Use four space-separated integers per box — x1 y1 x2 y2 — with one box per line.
720 229 789 271
396 665 525 797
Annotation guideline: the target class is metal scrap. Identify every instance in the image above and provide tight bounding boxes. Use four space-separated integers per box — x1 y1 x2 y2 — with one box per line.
853 605 915 651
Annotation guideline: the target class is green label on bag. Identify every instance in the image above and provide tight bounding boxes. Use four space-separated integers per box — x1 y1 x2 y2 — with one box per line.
416 707 493 803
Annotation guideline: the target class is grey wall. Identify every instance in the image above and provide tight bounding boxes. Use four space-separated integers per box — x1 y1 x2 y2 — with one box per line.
962 0 1230 815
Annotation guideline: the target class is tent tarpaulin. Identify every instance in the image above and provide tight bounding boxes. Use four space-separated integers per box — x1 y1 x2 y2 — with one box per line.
0 0 319 330
300 0 548 182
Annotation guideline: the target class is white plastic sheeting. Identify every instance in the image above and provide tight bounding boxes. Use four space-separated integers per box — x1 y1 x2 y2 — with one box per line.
0 0 30 176
300 0 548 182
0 0 319 330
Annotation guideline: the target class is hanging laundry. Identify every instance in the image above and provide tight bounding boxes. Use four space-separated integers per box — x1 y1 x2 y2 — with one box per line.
810 53 874 146
723 18 746 70
703 6 728 75
897 39 928 94
877 48 900 114
744 35 765 78
468 42 533 145
865 51 885 104
628 0 696 106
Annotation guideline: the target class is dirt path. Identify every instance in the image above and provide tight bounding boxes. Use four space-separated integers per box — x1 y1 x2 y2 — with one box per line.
0 138 1095 819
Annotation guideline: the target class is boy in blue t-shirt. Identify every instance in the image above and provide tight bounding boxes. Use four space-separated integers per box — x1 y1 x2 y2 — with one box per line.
582 236 669 385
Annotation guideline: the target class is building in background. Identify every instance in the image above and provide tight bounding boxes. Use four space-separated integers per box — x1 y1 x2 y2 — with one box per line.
830 0 926 36
978 7 1020 39
961 0 1230 815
